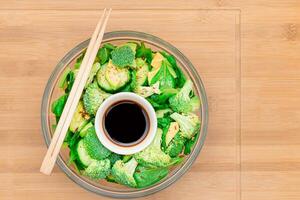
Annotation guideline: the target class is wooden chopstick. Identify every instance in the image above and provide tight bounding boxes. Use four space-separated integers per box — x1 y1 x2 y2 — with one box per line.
40 8 112 175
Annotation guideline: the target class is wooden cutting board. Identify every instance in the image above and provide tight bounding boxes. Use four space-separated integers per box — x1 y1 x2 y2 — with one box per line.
0 1 299 200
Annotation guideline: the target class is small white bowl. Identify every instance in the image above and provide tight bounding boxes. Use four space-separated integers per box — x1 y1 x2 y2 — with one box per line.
95 92 157 155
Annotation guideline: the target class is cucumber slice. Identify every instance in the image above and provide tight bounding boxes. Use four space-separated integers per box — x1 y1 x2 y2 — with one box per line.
79 122 93 137
96 63 114 92
69 101 89 133
76 140 93 167
105 61 130 90
136 58 149 86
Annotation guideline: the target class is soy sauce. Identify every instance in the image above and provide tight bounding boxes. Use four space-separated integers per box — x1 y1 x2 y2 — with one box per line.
104 101 148 145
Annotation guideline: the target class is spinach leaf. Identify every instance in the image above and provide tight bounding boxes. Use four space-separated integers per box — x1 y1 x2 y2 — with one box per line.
184 132 200 155
51 94 68 117
149 88 178 104
103 43 116 50
157 116 172 129
97 43 116 65
160 51 186 88
74 52 85 69
136 42 153 64
65 70 75 93
97 47 110 64
150 60 175 89
58 67 71 89
134 166 169 188
146 98 169 110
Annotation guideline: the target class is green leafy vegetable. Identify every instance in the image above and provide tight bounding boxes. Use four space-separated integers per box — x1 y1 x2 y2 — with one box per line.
97 47 110 64
149 88 178 105
136 42 152 63
108 153 122 166
149 60 176 89
157 116 172 129
184 132 200 155
103 43 116 50
122 155 133 163
74 52 85 69
155 108 173 118
53 41 202 189
146 98 169 110
134 166 169 188
65 70 75 93
51 94 68 117
58 67 71 88
160 51 186 87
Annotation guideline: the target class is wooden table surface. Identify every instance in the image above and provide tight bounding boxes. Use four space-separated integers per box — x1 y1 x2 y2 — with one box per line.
1 1 300 200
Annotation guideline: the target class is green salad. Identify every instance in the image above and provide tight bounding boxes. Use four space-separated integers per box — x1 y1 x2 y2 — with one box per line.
51 42 201 188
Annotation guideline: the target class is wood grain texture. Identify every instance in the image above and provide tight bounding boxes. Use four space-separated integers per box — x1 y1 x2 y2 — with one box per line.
0 1 299 200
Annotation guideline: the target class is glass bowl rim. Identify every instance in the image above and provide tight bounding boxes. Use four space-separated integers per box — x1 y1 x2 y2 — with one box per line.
41 30 209 198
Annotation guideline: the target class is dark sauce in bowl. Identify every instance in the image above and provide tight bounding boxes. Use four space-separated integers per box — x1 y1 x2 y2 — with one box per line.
104 100 149 146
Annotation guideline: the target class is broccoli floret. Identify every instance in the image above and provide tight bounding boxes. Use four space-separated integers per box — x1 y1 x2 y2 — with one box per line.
134 82 161 97
166 133 187 157
83 127 111 160
170 112 200 139
169 80 200 113
84 159 111 180
111 44 135 68
134 129 172 168
111 158 138 187
134 165 169 188
83 82 110 115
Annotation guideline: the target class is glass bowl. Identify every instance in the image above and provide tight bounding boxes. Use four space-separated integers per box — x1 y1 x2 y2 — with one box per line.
41 31 208 198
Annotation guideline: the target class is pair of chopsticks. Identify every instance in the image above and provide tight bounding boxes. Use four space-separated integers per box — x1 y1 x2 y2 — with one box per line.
40 8 112 175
